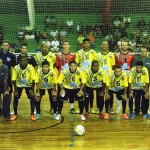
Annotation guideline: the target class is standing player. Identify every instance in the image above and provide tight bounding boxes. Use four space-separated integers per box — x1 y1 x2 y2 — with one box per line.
105 66 129 120
10 56 36 121
84 60 106 119
76 38 97 114
34 43 56 70
56 40 76 114
97 41 115 114
34 43 56 114
57 61 86 121
16 43 37 68
0 41 16 114
115 41 135 114
0 57 10 120
35 61 58 120
129 61 150 119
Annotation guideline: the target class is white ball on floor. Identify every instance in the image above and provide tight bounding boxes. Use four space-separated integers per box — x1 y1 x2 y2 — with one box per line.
74 125 85 136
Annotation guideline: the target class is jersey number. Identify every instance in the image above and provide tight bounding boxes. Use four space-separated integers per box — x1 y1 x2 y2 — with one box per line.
104 59 107 65
116 81 120 86
93 76 97 82
123 57 127 63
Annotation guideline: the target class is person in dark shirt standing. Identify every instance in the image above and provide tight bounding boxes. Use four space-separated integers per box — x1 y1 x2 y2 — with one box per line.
0 57 10 120
16 43 37 69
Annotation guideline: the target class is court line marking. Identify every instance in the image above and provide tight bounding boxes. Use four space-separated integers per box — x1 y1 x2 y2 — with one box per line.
0 116 64 134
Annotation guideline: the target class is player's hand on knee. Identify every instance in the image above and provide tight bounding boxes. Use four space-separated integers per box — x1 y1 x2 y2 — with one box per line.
29 89 34 97
60 89 65 97
4 90 9 96
77 90 84 97
129 92 133 99
121 94 127 101
104 94 110 100
34 92 41 102
52 90 58 102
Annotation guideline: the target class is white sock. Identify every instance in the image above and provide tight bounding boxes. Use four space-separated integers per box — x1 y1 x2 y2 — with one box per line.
70 103 74 109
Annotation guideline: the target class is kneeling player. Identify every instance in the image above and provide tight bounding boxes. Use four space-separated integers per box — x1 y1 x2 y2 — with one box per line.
105 66 129 120
84 60 106 119
129 61 150 119
11 56 36 121
35 61 58 119
57 61 86 121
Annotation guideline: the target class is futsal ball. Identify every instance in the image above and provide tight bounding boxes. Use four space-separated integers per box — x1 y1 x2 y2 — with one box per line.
74 125 85 136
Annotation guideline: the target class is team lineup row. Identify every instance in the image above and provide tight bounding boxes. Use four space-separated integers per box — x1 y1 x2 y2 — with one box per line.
0 38 150 121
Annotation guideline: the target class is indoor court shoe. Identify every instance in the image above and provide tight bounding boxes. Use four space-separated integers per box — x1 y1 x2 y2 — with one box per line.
109 108 115 114
31 115 36 121
143 113 150 119
104 113 109 120
90 108 95 114
85 112 89 118
70 108 76 114
129 113 134 119
99 112 104 119
5 116 10 121
122 113 129 119
80 114 86 121
36 114 41 120
56 114 61 120
10 115 18 121
53 114 56 120
75 108 80 114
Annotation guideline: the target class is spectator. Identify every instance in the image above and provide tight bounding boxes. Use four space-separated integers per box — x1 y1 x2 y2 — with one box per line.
132 27 140 39
77 33 85 49
50 28 58 39
58 18 66 30
77 22 84 35
85 23 93 35
123 13 131 27
34 28 41 46
66 18 74 32
49 15 56 28
25 25 32 35
142 29 149 39
42 39 51 48
45 15 51 28
51 37 60 52
129 37 137 50
94 22 101 38
108 37 117 52
35 45 42 53
60 28 67 39
113 16 120 29
138 17 146 31
41 29 48 39
10 39 17 53
87 31 95 49
17 28 24 44
136 36 144 52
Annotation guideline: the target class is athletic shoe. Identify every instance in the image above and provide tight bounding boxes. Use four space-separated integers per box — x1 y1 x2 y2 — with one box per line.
90 108 95 114
5 116 10 121
53 114 56 120
36 114 41 120
104 113 109 120
109 108 115 114
95 108 99 114
99 112 104 119
76 108 80 114
115 109 120 115
56 114 61 120
50 108 54 114
122 113 129 119
129 113 134 119
80 114 86 121
10 115 18 121
143 113 150 119
70 108 76 114
85 112 89 118
31 115 36 121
